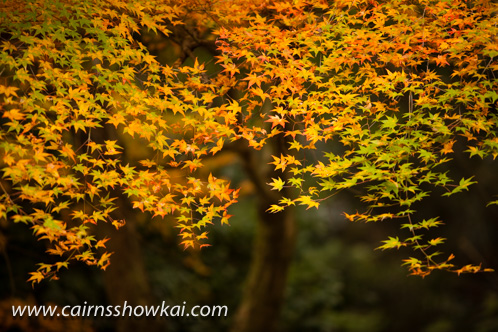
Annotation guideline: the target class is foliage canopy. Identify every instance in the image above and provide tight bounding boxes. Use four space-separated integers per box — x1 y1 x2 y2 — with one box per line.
1 0 497 284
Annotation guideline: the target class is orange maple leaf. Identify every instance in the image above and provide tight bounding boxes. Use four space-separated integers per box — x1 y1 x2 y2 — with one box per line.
265 115 288 129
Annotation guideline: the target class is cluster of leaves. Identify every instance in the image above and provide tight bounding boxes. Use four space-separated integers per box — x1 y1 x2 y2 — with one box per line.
1 0 497 283
215 0 497 276
0 0 240 284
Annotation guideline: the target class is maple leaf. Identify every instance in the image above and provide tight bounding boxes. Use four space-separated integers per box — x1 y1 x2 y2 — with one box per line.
270 154 288 172
98 252 113 270
112 219 125 229
95 238 110 249
2 108 25 121
435 54 449 67
268 177 285 191
60 144 76 163
295 196 319 210
55 261 69 271
104 140 122 155
244 73 265 88
441 140 455 154
181 240 195 250
265 115 288 129
125 120 143 137
196 232 209 241
108 113 125 128
27 271 45 286
267 204 285 213
220 211 233 225
221 62 240 77
250 87 271 100
377 237 406 250
87 183 100 201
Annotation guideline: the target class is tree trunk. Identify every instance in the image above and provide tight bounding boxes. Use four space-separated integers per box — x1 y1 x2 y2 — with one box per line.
232 144 297 332
97 202 165 332
232 205 296 332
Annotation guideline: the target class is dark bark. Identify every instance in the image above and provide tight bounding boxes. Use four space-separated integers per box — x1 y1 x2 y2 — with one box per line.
97 200 165 332
231 203 296 332
232 142 297 332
